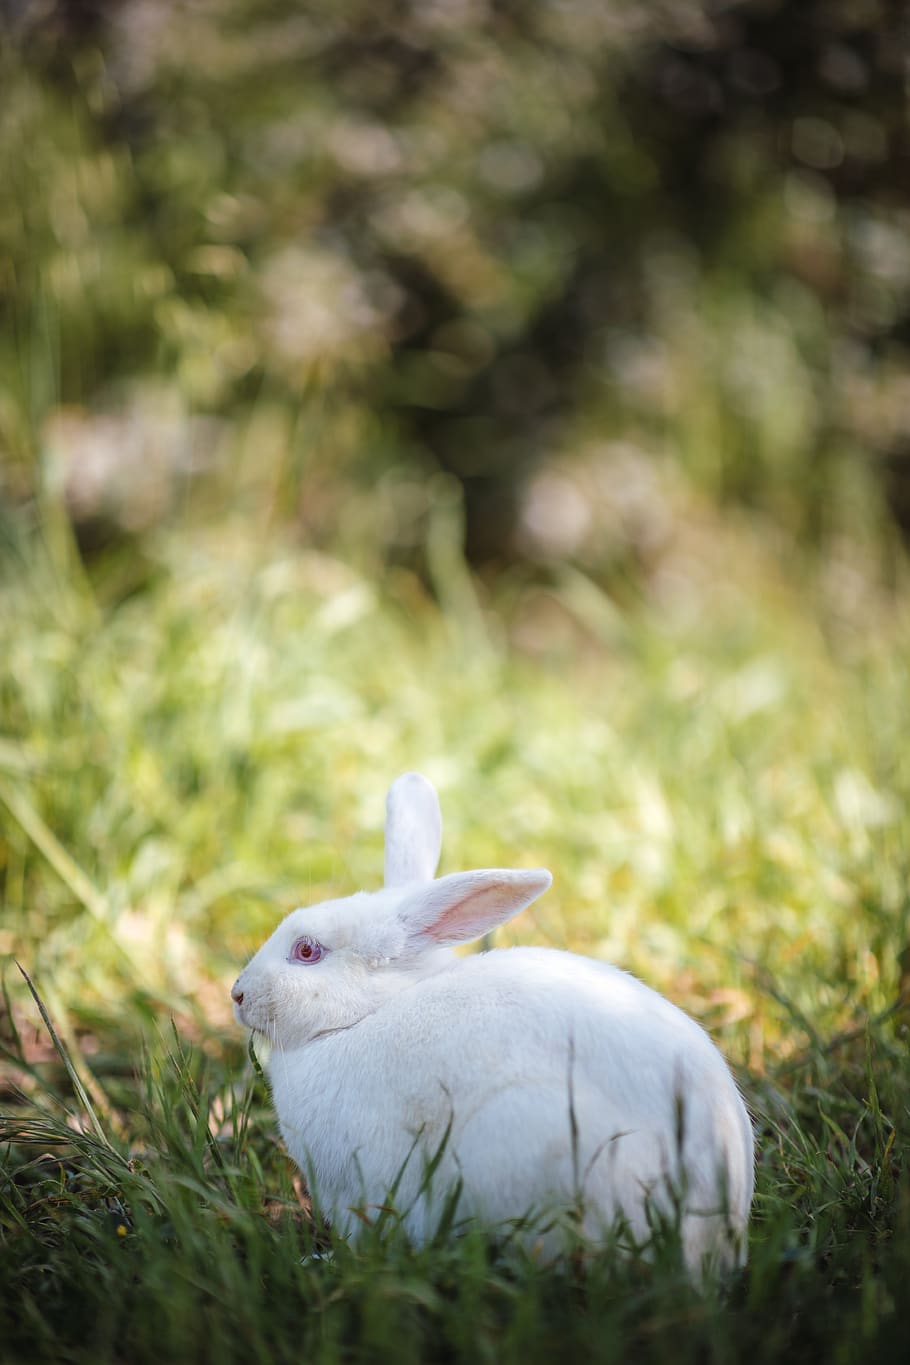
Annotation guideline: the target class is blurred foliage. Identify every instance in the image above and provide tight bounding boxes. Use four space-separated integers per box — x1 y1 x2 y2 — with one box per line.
1 0 909 571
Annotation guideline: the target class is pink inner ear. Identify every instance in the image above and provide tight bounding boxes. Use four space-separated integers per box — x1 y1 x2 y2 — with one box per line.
421 896 484 943
419 882 520 944
401 868 552 949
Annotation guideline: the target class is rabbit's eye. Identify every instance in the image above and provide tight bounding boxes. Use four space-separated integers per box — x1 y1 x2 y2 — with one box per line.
291 936 325 964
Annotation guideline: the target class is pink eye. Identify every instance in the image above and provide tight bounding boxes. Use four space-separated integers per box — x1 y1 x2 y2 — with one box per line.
290 935 325 964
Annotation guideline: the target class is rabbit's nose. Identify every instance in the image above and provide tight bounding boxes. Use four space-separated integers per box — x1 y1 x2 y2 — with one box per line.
231 982 244 1005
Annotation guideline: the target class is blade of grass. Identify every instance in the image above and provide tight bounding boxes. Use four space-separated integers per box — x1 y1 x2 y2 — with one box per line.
37 974 127 1141
0 775 181 1010
16 962 119 1154
0 774 108 923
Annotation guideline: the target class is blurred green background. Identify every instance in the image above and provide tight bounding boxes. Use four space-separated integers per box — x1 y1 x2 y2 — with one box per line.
3 0 909 568
1 0 909 1049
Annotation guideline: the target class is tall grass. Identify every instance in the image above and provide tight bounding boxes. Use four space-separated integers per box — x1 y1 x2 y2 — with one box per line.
2 505 909 1362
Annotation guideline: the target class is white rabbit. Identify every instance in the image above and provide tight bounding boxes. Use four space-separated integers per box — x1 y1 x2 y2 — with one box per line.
232 772 753 1276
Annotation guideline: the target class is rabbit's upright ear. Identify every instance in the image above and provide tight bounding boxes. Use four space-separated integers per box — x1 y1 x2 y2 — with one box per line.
397 868 552 948
384 772 443 888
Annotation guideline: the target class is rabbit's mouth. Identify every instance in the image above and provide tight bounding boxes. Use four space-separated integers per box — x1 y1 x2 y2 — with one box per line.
239 1016 278 1052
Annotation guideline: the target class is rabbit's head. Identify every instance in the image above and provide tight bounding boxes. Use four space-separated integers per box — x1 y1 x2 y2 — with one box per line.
231 773 552 1050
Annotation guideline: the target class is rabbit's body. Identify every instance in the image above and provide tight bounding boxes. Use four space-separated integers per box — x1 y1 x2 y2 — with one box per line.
267 945 752 1267
233 773 753 1275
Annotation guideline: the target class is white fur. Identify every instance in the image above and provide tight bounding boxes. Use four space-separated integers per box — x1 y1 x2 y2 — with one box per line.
232 774 753 1276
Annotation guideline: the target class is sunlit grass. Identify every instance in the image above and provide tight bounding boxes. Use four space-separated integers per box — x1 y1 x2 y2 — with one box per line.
2 506 909 1362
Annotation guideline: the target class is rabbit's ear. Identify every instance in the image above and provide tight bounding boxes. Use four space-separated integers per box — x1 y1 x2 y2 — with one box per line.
384 772 443 888
397 868 552 947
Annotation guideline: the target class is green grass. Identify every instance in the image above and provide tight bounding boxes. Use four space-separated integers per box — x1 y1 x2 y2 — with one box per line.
2 506 910 1363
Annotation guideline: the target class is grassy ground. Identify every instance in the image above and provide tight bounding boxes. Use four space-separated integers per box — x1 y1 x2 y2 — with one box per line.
1 503 909 1363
